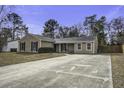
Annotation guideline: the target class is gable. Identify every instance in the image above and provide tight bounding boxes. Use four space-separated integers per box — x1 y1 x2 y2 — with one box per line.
20 34 40 42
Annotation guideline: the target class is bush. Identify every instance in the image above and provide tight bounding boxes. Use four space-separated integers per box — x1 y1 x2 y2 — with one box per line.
10 48 17 52
38 47 55 53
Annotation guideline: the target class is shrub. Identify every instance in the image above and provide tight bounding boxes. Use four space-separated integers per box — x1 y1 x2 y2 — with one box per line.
10 48 17 52
38 47 55 53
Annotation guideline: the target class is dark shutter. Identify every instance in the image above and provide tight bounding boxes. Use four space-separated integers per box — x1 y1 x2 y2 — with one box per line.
24 42 25 51
31 42 32 51
20 43 21 51
36 42 38 51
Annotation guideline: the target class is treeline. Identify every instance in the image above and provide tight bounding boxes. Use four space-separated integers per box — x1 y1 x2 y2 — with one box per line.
42 15 124 47
0 6 28 50
1 6 124 51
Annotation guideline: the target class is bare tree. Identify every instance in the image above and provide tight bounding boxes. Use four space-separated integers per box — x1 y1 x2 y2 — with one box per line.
0 5 13 29
109 17 124 44
83 14 97 36
111 17 124 34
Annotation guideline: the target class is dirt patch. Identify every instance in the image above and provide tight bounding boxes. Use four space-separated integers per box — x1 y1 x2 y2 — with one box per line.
0 52 65 67
111 53 124 88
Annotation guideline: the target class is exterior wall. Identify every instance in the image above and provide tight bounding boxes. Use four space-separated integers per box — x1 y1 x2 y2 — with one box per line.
74 37 98 54
55 37 98 54
2 40 19 52
19 35 41 52
41 41 54 48
19 34 54 52
55 41 97 54
68 44 74 53
55 44 59 52
74 42 94 54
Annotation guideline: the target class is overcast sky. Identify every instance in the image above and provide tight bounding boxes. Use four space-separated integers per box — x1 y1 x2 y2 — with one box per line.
12 5 124 34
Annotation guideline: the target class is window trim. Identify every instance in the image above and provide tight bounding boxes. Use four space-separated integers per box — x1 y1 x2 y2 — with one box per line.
31 41 38 52
77 43 82 50
86 42 92 51
20 42 25 51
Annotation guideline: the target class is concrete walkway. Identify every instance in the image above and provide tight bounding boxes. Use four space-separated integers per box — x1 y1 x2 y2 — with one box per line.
0 54 113 88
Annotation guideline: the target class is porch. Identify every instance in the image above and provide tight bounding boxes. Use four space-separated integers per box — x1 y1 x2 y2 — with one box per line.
54 43 74 53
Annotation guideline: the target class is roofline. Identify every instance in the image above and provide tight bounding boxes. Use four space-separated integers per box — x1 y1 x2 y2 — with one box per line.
20 33 54 42
55 40 94 44
7 39 19 42
41 40 55 42
20 33 41 41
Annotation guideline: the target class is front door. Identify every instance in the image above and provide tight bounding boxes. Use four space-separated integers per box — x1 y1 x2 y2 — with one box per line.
61 44 66 53
31 42 38 52
68 44 74 53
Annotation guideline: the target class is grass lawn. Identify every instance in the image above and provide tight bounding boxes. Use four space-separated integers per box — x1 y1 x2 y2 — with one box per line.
111 53 124 88
0 52 65 67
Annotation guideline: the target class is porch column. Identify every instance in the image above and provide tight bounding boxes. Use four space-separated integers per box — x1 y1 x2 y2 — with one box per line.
59 44 61 53
92 42 95 54
66 43 68 53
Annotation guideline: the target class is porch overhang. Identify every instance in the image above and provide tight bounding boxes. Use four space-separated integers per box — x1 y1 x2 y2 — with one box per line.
55 40 94 44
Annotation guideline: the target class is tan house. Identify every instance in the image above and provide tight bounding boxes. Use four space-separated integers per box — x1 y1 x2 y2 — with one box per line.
54 36 98 54
2 33 98 54
19 33 54 52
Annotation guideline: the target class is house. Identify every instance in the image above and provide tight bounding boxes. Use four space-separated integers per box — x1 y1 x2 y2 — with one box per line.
54 36 98 54
2 40 20 52
2 33 98 54
19 33 54 52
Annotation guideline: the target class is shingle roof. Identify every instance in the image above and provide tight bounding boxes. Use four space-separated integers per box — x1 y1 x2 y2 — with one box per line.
55 36 96 43
26 33 96 43
29 33 54 42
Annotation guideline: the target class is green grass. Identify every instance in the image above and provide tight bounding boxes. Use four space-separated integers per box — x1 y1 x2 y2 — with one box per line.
111 53 124 88
0 52 65 67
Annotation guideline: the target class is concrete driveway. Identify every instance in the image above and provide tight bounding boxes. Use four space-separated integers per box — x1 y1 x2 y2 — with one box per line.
0 54 113 88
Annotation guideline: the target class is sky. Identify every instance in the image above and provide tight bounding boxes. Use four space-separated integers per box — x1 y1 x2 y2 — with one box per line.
11 5 124 34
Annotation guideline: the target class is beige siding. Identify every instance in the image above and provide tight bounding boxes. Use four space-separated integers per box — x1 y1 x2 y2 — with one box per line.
55 44 59 52
74 42 94 54
41 41 54 48
2 40 19 52
55 39 98 54
19 35 40 52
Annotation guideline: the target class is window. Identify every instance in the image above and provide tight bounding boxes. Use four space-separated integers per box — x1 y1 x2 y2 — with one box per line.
20 42 25 51
78 43 81 50
31 42 38 51
87 43 92 51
